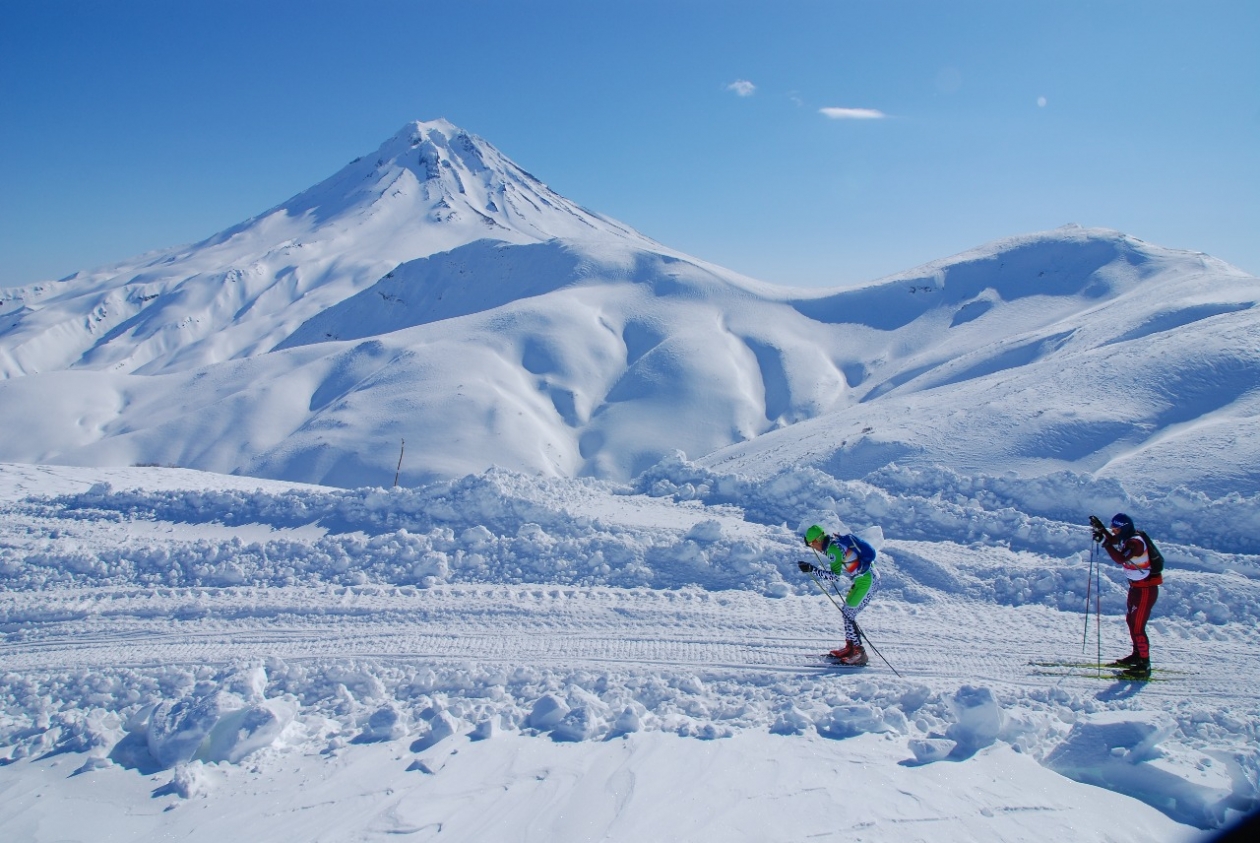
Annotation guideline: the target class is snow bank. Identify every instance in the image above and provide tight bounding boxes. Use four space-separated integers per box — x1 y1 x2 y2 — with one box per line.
635 455 1260 624
7 652 1253 829
0 470 786 594
645 453 1260 561
1046 712 1260 828
5 460 1259 630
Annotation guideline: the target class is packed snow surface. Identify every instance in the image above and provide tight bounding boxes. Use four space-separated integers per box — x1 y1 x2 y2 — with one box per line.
1 460 1257 841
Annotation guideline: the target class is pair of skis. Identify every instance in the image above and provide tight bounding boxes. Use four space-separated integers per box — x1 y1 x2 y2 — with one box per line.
1029 660 1182 682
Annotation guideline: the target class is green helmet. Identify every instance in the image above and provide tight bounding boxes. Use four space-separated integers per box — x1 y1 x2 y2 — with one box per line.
804 525 826 544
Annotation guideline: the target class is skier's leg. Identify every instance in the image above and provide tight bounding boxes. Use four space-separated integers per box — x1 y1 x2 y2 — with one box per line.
838 571 878 664
840 608 859 645
841 573 876 643
1125 587 1140 655
1127 585 1158 660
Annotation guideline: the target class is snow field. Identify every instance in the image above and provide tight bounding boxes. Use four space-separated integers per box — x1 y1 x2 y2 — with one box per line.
5 460 1259 625
4 118 1259 841
0 730 1207 843
1 460 1258 836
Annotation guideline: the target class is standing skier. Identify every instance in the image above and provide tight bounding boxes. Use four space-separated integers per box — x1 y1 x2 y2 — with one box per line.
1091 512 1163 679
797 525 880 666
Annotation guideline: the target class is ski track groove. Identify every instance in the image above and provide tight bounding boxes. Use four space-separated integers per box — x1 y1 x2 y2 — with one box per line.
1 584 1254 704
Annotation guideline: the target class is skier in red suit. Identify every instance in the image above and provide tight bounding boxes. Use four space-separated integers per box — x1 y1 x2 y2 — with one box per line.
1092 512 1163 678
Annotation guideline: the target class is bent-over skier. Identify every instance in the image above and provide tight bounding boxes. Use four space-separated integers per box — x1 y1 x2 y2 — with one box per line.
1091 512 1163 679
798 525 880 666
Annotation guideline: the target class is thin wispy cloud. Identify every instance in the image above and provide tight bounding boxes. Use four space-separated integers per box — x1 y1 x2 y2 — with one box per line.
819 106 887 120
726 79 756 97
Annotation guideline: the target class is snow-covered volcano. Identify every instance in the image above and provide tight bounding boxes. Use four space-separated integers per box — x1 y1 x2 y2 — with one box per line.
0 121 1257 497
0 119 655 378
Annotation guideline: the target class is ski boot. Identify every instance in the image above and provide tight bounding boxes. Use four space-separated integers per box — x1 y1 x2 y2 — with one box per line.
1106 653 1141 669
828 642 855 660
838 645 869 667
1118 658 1151 680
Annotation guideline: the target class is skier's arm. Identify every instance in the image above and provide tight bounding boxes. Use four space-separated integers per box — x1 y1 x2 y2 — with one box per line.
1101 535 1148 570
1100 538 1127 564
799 561 844 583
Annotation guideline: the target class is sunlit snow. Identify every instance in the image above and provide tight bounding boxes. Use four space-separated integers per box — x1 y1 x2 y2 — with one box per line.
1 120 1258 842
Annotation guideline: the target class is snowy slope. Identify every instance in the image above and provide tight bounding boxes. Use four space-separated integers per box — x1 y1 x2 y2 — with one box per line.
3 220 1258 496
2 121 1258 500
1 460 1257 841
0 119 655 379
704 227 1260 499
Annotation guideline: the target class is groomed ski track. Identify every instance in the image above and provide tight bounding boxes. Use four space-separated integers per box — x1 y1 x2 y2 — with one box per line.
1 583 1248 703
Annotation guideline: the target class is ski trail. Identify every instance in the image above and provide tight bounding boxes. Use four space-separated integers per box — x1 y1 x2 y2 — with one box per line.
1 584 1253 705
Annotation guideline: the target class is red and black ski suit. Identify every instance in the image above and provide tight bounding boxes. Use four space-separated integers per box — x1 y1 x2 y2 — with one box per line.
1100 532 1162 659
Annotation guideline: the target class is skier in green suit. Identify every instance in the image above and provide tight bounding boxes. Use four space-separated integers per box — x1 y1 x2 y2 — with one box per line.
798 524 880 666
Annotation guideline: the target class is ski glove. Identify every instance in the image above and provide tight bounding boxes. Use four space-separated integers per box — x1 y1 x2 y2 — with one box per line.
1089 515 1107 544
797 561 814 573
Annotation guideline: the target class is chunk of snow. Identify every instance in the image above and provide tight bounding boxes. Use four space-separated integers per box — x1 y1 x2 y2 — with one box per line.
945 685 1004 756
358 704 410 743
528 694 570 731
908 738 956 764
410 711 456 751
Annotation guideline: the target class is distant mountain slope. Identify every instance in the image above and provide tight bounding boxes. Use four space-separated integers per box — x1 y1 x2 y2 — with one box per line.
0 119 657 379
1 121 1256 496
0 233 841 486
704 227 1260 497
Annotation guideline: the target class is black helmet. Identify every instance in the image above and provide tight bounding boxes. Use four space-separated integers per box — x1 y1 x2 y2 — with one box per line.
1110 513 1135 541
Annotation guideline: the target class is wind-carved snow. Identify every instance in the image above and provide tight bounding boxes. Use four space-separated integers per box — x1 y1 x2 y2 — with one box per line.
274 240 592 348
6 226 1257 493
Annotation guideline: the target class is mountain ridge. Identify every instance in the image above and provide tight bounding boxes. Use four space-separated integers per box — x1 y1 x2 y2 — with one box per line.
1 120 1257 496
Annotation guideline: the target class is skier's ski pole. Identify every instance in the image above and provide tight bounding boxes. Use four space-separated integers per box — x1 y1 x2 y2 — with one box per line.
1082 542 1095 653
806 548 850 611
803 566 904 679
1095 549 1102 676
808 546 858 605
851 618 903 679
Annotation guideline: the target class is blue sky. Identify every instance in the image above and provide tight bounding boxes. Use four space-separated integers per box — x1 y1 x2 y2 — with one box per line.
2 0 1257 288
